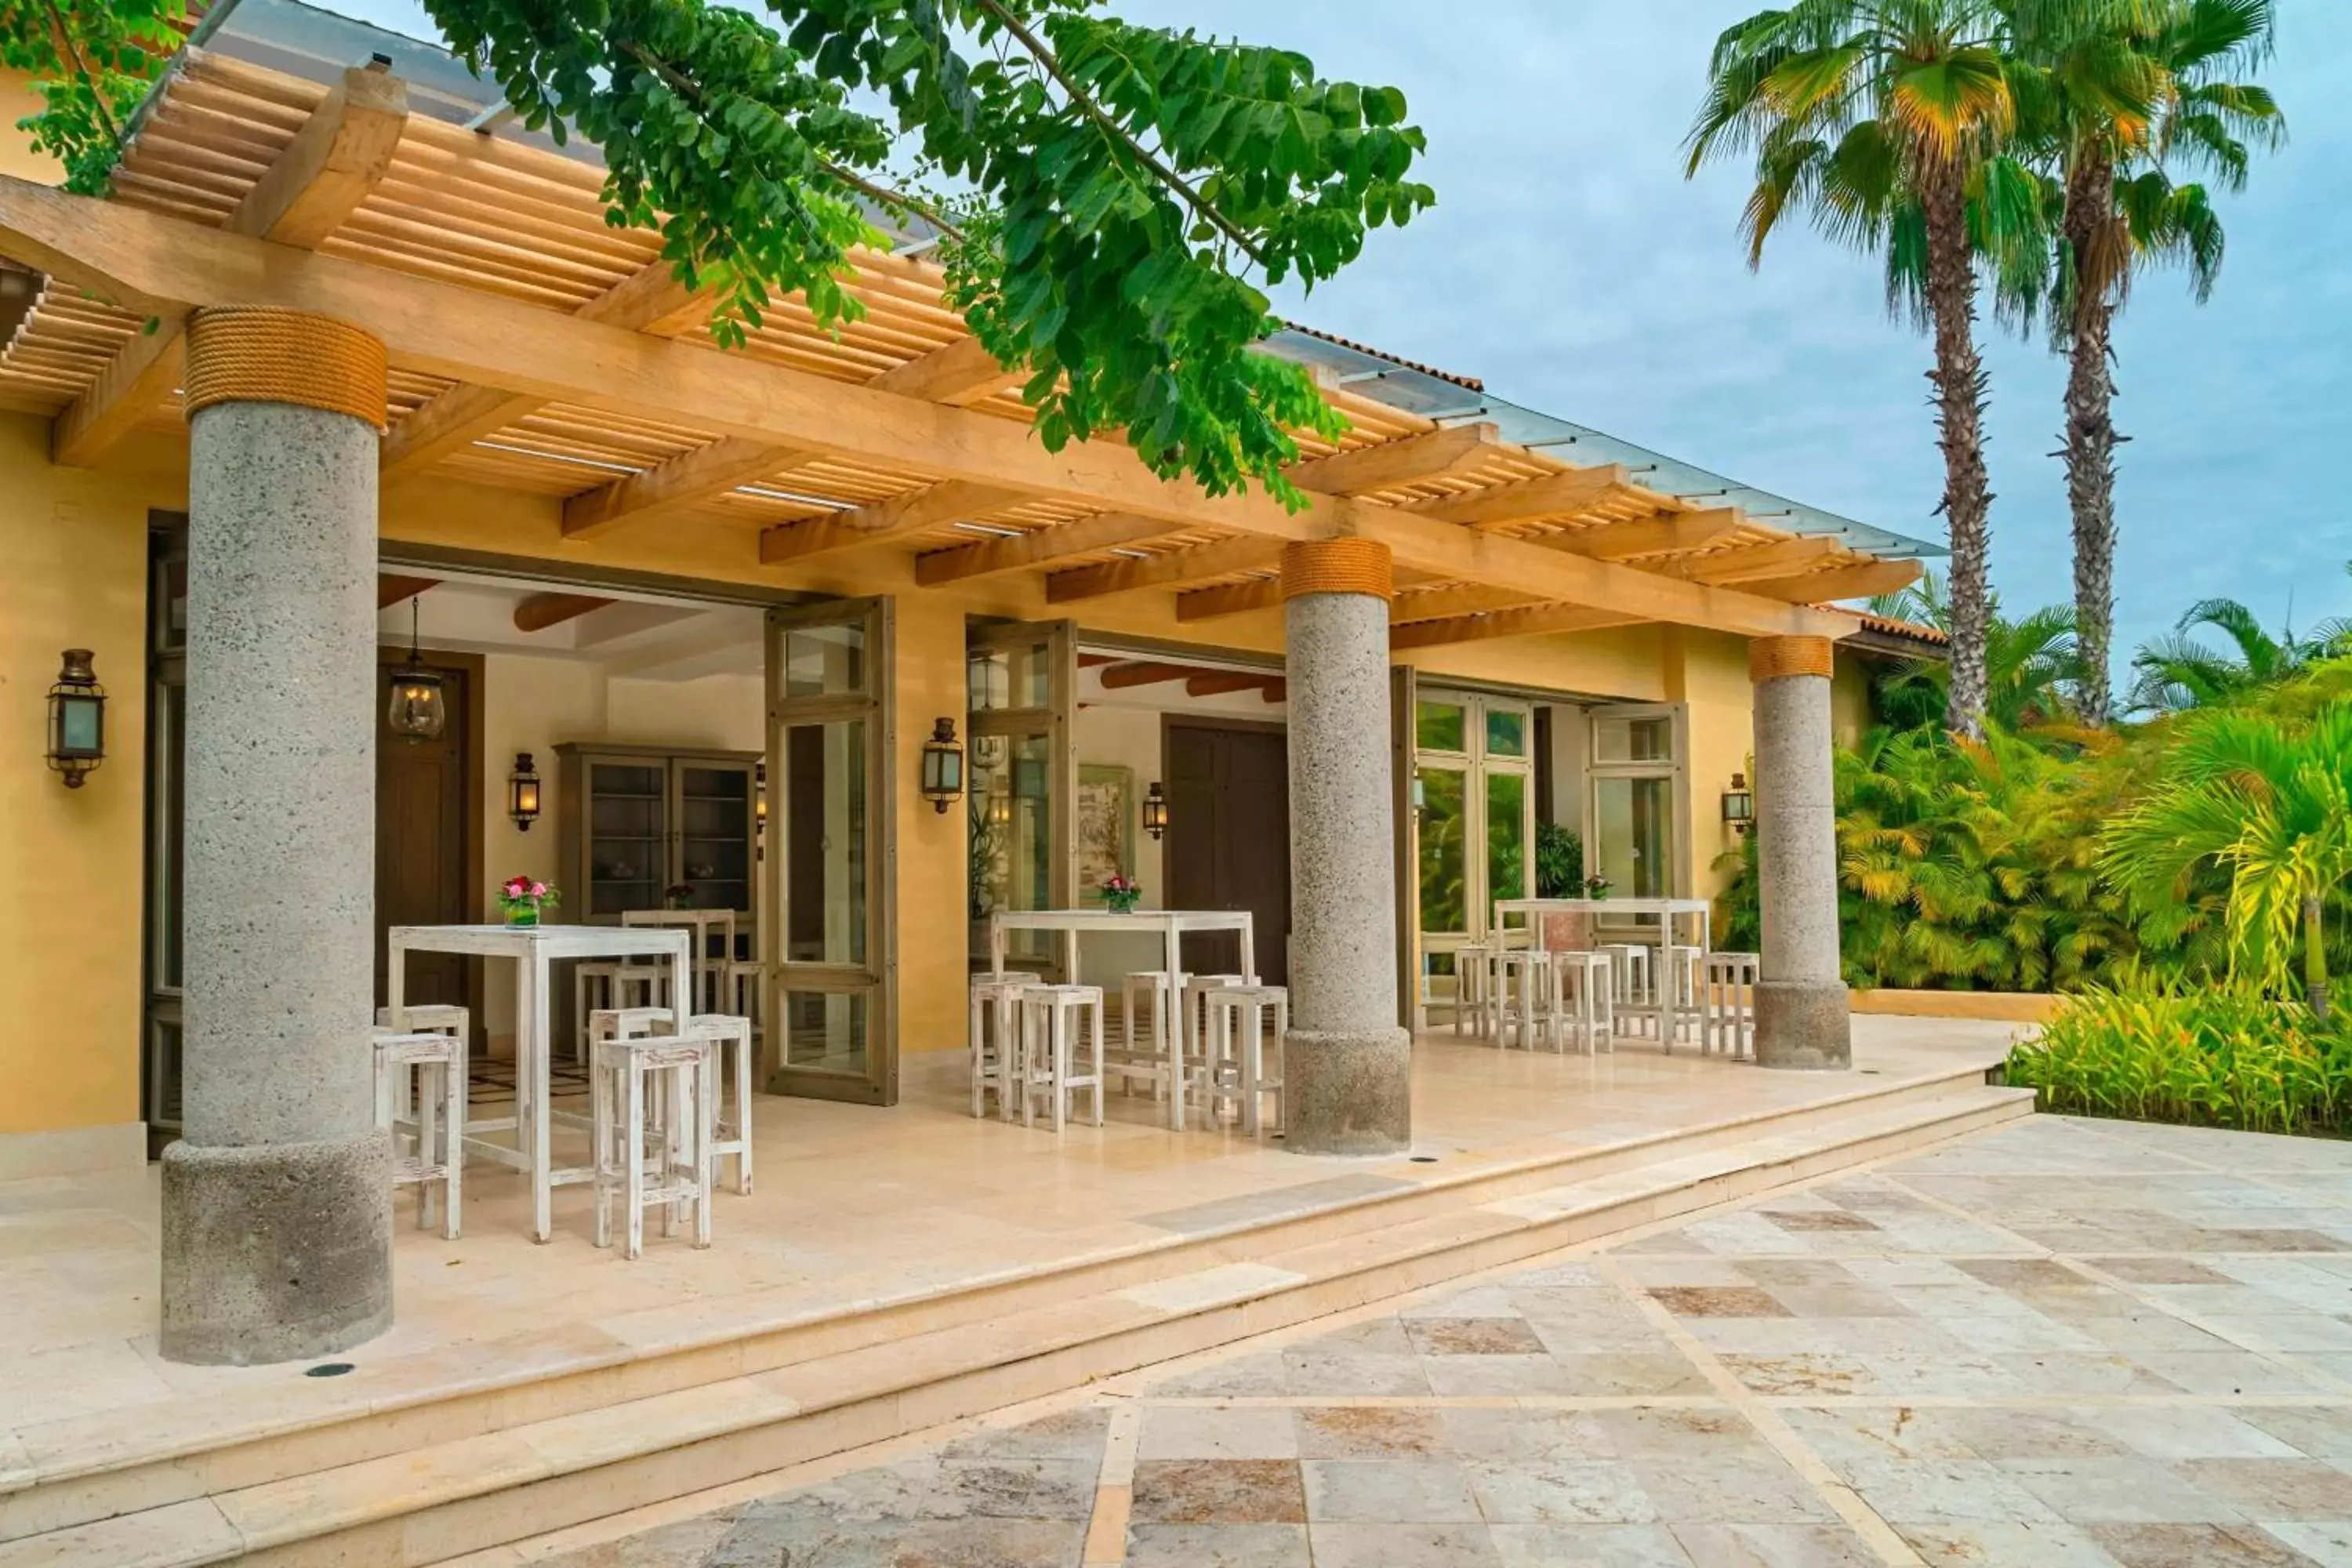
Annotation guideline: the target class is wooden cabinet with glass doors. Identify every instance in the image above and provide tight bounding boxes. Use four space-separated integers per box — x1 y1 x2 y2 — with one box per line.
553 743 760 920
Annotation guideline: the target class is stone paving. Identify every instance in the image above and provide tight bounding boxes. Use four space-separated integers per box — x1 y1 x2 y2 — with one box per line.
506 1115 2352 1567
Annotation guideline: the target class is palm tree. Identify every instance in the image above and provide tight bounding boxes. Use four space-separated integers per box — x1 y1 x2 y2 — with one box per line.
1869 568 2081 730
2104 701 2352 1017
2002 0 2281 726
2128 578 2352 713
1689 2 2027 741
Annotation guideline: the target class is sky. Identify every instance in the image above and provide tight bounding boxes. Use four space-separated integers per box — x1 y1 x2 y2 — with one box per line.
325 0 2351 659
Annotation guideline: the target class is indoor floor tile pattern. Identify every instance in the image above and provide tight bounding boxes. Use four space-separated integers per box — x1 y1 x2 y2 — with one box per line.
502 1115 2352 1568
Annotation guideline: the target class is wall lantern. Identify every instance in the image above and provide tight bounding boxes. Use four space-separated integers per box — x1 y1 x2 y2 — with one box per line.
386 598 445 742
1722 771 1755 835
1142 780 1169 841
507 752 543 831
985 789 1013 828
45 648 106 788
920 717 966 814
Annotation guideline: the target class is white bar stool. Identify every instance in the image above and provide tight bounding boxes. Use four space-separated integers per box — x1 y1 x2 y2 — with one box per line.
1490 949 1559 1051
1599 944 1654 1038
1450 945 1496 1039
575 962 666 1062
372 1028 465 1240
591 1028 718 1259
1198 985 1288 1135
1661 944 1705 1048
681 1013 755 1195
1015 985 1106 1132
1173 974 1243 1130
1553 950 1615 1055
1704 952 1761 1059
1116 971 1178 1105
969 975 1031 1121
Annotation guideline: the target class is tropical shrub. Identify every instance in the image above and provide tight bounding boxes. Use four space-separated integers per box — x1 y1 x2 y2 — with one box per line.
2009 985 2352 1135
1534 822 1583 898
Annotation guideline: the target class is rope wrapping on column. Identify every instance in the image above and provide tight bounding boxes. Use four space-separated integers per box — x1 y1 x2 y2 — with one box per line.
1279 538 1394 601
183 307 389 430
1748 634 1835 682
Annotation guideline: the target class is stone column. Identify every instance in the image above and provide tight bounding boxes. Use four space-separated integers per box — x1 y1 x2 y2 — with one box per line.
1281 539 1412 1155
1748 634 1849 1070
162 308 393 1364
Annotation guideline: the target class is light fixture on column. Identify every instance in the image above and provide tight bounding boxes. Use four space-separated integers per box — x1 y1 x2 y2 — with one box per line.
386 598 445 742
1142 780 1168 840
920 717 966 813
1722 771 1755 835
507 752 542 830
45 648 106 788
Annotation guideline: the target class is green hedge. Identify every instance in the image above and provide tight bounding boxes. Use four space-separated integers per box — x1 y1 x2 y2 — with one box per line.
2007 986 2352 1135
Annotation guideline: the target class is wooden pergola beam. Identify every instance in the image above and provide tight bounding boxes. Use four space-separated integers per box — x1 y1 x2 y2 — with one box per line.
759 480 1018 565
377 575 438 610
1751 557 1923 603
914 513 1176 586
0 178 1860 641
1549 508 1744 562
1678 535 1844 585
53 64 408 467
1390 583 1537 623
1048 536 1282 604
1406 465 1631 528
513 592 612 633
565 438 820 540
1174 578 1280 622
1286 423 1501 496
1391 604 1637 651
868 333 1024 405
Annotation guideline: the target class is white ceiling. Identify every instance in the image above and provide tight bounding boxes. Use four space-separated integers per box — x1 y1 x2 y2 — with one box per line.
380 576 765 681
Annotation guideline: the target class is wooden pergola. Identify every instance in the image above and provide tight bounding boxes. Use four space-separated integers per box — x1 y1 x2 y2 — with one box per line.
0 46 1922 648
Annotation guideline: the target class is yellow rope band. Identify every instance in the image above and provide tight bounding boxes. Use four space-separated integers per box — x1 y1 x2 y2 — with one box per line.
183 307 388 430
1748 634 1835 683
1279 539 1394 602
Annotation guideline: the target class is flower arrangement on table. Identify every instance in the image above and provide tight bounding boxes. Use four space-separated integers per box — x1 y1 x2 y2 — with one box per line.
1582 873 1613 900
664 882 696 909
498 876 561 927
1101 873 1142 915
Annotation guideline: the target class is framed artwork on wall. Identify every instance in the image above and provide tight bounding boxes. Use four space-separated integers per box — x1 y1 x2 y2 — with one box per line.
1076 764 1134 903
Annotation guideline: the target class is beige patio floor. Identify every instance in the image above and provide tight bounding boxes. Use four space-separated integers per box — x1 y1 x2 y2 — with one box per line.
0 1017 2013 1446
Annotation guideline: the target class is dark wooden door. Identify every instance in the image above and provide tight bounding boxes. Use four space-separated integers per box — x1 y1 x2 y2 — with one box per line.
1165 721 1291 984
376 657 477 1018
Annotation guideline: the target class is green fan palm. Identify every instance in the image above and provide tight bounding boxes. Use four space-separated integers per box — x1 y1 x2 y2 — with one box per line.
2128 590 2345 713
1688 0 2030 741
2103 702 2352 1016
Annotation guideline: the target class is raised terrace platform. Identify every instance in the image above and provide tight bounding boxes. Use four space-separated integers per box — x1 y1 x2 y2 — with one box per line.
0 1017 2024 1567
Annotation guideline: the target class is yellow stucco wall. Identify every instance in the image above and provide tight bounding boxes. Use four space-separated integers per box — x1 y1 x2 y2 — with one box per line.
0 417 179 1135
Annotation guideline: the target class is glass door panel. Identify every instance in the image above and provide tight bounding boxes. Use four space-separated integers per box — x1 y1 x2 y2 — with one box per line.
1486 770 1529 906
1591 775 1673 898
676 762 754 914
1417 764 1470 940
967 620 1075 975
587 760 666 917
766 598 893 1105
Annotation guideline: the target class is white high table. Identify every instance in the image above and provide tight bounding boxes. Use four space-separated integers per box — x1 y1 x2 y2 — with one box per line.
986 908 1259 987
1493 897 1716 1041
387 924 691 1243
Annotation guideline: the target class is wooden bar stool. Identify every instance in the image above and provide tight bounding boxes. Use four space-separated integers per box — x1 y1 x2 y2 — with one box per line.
1553 950 1615 1056
1661 944 1706 1050
969 975 1031 1121
591 1028 717 1259
1172 974 1243 1130
372 1028 465 1240
1704 952 1761 1060
682 1013 755 1195
1450 945 1496 1039
1116 971 1179 1106
1598 944 1654 1039
1490 948 1559 1051
1199 985 1288 1136
575 963 665 1062
1014 984 1105 1132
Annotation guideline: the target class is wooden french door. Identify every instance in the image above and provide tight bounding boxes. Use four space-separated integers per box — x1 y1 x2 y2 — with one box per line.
764 597 896 1105
1163 720 1291 984
966 619 1076 973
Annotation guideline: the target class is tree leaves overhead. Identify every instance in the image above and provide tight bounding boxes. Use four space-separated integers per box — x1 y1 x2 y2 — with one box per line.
423 0 1434 508
16 0 1435 510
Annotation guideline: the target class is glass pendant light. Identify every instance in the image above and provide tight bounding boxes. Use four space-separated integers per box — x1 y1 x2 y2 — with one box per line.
387 597 446 742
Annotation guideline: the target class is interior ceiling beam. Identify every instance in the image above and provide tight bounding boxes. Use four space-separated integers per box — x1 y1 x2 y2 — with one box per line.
1546 507 1744 562
1048 536 1282 604
1750 557 1923 604
1098 660 1197 691
1184 670 1285 700
1390 604 1638 652
384 261 713 487
1675 534 1844 585
53 63 408 468
376 574 437 610
1404 464 1631 528
915 513 1175 586
759 480 1020 565
513 591 612 633
1 178 1860 642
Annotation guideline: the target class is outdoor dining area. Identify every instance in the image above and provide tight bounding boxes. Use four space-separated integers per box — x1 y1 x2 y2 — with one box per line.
373 909 761 1261
967 907 1288 1138
1445 897 1761 1059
